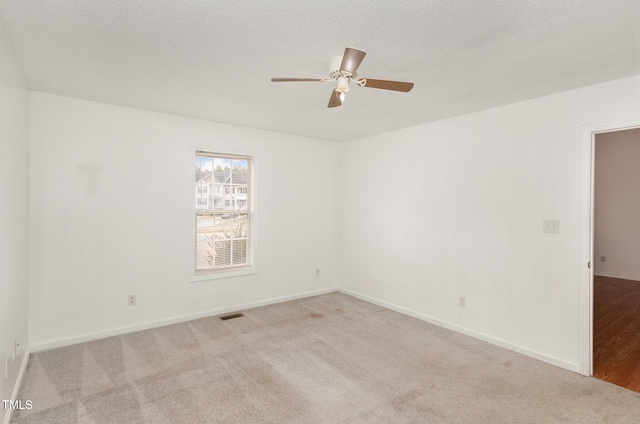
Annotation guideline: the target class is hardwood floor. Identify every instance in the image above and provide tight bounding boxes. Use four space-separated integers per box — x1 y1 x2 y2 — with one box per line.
593 275 640 392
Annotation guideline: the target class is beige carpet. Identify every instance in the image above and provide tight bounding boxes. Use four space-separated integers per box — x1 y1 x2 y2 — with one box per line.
12 292 640 423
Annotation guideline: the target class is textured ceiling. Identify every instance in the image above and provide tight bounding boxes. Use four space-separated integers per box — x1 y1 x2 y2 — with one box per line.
0 1 638 141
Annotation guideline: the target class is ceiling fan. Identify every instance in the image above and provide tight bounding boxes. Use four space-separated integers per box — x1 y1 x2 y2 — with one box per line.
271 47 414 108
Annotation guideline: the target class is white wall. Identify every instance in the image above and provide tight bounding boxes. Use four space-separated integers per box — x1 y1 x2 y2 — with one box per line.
29 92 340 348
340 75 640 371
594 128 640 280
0 18 30 422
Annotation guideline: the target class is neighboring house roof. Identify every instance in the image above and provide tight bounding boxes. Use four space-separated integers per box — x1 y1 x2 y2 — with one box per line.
214 169 248 185
196 168 248 185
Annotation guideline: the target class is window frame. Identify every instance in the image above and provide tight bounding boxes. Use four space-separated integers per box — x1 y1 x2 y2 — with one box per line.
191 149 258 282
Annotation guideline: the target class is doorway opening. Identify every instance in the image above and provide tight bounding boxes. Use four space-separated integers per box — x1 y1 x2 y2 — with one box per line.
591 127 640 392
579 117 640 381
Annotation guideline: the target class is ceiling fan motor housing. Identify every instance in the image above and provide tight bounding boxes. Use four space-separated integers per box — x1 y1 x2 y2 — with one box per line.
328 55 356 79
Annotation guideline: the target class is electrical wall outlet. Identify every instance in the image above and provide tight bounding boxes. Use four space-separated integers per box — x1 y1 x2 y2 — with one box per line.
128 294 136 306
543 219 560 234
459 296 466 307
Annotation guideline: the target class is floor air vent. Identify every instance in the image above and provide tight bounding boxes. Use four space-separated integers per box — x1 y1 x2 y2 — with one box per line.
219 312 244 321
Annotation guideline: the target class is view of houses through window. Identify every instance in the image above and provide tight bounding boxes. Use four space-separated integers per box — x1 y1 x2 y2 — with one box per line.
195 152 251 273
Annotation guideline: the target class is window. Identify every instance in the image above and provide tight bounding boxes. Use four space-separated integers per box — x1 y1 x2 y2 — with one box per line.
197 186 207 193
195 152 252 275
197 198 208 206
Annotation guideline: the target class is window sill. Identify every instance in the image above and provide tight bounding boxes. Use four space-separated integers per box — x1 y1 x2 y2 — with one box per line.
190 266 257 283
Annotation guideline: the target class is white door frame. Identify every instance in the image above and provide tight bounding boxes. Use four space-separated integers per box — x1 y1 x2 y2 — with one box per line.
579 116 640 376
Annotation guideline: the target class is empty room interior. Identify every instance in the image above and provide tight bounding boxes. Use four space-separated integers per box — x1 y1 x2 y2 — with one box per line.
1 1 640 423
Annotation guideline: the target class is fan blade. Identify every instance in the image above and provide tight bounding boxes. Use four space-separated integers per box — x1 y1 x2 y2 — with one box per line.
327 90 342 108
271 78 324 82
340 48 366 75
359 78 414 92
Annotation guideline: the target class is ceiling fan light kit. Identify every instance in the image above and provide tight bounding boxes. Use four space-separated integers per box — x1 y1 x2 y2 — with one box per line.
335 77 350 93
271 47 414 108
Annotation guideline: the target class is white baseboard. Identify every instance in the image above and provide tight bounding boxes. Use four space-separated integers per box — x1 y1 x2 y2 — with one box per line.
339 288 581 374
30 287 338 353
3 347 30 424
29 286 580 374
594 272 640 282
